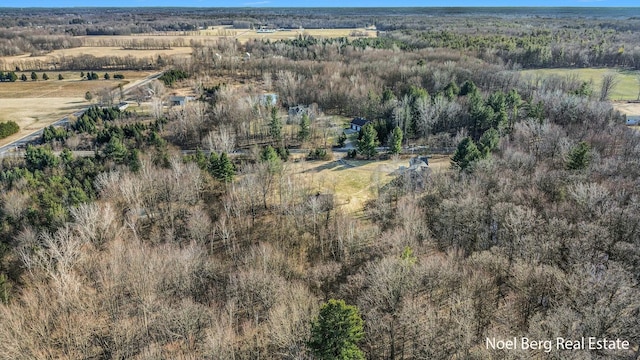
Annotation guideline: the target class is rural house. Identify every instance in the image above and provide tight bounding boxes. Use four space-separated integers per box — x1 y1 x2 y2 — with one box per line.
169 95 196 106
350 117 370 131
258 93 278 106
626 115 640 126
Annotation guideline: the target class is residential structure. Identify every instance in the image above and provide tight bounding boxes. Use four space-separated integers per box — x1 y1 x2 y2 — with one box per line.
350 117 371 131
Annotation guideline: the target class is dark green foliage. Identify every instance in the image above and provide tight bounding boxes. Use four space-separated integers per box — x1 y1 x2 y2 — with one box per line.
269 107 282 144
307 148 331 160
357 123 379 159
459 80 478 96
73 106 124 134
30 71 37 81
103 137 128 163
382 88 396 103
159 69 189 86
298 113 311 142
189 148 208 170
0 71 18 82
371 119 394 145
209 152 235 182
25 145 59 171
451 137 482 171
128 149 141 172
309 299 365 360
443 81 460 100
260 145 280 163
58 74 64 80
566 141 591 170
573 81 593 97
86 72 99 80
42 73 49 80
389 126 403 155
477 127 499 157
260 145 284 174
104 73 110 80
20 73 27 81
276 146 290 161
113 74 125 79
337 132 347 148
527 100 545 121
42 125 68 143
0 121 19 139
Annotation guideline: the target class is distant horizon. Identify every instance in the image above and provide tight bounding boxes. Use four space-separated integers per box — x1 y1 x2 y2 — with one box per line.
3 5 640 7
2 1 639 9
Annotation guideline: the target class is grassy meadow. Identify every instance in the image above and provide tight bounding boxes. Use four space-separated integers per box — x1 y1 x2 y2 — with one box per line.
521 68 640 101
291 154 450 213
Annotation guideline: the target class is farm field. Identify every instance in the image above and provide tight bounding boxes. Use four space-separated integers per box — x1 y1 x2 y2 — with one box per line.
0 71 154 147
520 68 640 101
77 27 376 46
0 47 192 70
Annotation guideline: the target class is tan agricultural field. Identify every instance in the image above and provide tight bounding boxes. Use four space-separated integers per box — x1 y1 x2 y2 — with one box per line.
0 47 192 70
0 71 155 147
0 71 153 98
76 27 376 46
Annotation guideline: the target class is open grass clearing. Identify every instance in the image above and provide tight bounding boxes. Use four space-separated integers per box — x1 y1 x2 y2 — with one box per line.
290 153 449 213
520 68 640 101
612 101 640 116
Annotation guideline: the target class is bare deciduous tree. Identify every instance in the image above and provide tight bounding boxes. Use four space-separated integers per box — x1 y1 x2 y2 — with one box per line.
599 71 619 101
204 124 236 154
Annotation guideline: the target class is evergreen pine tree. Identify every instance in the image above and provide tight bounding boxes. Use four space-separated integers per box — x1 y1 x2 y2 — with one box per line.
389 126 403 155
298 113 311 142
357 123 379 159
308 299 365 360
269 107 282 144
217 152 235 182
566 141 591 170
451 137 482 171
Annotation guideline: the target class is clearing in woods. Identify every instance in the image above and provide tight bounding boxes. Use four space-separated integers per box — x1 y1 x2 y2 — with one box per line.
520 68 640 101
292 154 450 213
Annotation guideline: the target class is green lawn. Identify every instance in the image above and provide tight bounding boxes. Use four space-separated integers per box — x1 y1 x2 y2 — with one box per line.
520 68 640 101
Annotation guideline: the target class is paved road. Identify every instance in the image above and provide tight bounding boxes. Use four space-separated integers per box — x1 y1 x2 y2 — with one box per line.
0 71 163 156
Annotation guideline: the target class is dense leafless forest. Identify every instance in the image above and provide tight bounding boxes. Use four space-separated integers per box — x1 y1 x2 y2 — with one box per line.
1 7 640 360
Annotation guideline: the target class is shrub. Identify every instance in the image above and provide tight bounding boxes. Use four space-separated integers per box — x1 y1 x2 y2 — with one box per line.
0 121 19 139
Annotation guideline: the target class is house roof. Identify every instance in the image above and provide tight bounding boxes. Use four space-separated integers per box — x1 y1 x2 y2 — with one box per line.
627 116 640 125
351 117 370 127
